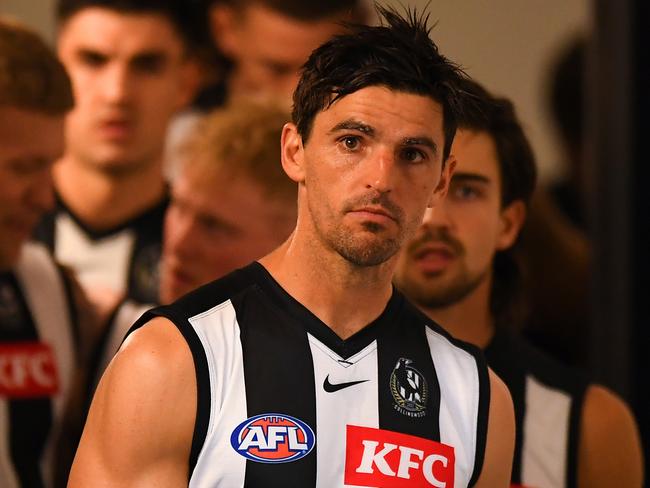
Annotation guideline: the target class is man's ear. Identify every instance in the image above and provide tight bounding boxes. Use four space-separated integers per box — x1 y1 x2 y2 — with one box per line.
281 123 306 183
496 200 527 251
428 155 456 208
209 3 240 57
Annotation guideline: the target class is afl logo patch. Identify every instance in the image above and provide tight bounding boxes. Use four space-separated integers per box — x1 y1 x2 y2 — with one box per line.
230 413 315 463
390 358 428 418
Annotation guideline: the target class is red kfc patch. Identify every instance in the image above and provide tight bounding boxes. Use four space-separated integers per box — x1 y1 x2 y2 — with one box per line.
345 425 455 487
0 342 59 398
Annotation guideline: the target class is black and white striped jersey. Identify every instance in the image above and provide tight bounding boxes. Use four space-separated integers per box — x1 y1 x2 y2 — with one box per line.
34 195 168 303
485 328 588 488
128 262 490 487
0 243 77 487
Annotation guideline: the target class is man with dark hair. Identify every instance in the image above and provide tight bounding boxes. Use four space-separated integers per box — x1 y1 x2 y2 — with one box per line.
0 18 89 487
34 0 198 314
70 8 514 486
394 78 643 487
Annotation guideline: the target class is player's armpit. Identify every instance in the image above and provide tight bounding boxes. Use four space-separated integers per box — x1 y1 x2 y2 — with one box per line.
67 317 196 488
472 368 515 488
577 384 644 488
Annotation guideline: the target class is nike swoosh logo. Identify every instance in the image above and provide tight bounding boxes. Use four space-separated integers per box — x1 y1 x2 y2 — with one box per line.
323 374 369 393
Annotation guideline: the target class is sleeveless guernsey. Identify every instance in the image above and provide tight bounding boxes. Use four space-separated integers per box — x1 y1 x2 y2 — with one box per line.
128 262 491 487
486 328 588 488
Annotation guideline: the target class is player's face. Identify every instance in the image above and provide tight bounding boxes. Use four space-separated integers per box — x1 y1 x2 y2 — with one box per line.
394 129 522 308
0 107 63 269
57 8 193 174
283 86 453 267
213 3 349 105
160 166 295 302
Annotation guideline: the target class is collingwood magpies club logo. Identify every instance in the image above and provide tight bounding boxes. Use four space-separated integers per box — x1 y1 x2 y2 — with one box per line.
390 358 428 418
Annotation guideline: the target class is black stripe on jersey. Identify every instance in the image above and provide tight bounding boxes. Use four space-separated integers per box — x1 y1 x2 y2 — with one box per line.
56 264 81 360
232 286 318 487
566 385 586 488
0 273 52 488
484 331 526 483
376 300 442 441
468 348 490 487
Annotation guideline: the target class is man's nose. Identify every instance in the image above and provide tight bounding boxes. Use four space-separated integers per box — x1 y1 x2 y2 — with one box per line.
100 64 132 104
365 147 396 194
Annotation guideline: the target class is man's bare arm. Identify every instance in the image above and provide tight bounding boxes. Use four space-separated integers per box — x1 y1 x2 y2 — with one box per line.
473 369 516 488
578 384 644 487
68 317 196 487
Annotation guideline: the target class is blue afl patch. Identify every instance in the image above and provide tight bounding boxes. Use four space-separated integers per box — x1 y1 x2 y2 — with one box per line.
230 413 315 463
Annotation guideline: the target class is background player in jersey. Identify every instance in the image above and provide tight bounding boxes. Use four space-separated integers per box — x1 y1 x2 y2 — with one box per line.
70 7 515 486
34 0 200 315
93 101 298 377
0 18 96 487
393 78 644 487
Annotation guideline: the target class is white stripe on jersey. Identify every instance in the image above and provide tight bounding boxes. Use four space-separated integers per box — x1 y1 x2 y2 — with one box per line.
521 375 571 488
55 213 135 295
308 336 379 488
426 327 480 488
188 299 248 488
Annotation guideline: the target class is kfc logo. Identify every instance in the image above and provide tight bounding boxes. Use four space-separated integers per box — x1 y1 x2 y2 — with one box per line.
0 342 59 398
345 425 455 487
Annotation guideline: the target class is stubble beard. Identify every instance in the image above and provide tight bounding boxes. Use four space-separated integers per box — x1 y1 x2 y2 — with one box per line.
329 221 402 267
311 192 408 268
399 263 489 309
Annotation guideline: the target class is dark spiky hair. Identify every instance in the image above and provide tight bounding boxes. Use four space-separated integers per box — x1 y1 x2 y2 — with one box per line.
291 4 467 163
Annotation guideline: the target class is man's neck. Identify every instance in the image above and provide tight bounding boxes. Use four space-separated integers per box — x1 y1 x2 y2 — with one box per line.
54 156 166 231
420 275 495 349
260 219 395 340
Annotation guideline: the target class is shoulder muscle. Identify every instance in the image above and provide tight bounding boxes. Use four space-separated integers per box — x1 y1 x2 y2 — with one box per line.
68 317 196 487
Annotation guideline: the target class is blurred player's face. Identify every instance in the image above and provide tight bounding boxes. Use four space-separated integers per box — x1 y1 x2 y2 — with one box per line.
160 166 296 302
393 129 523 308
57 8 194 174
282 86 453 268
0 107 63 269
212 3 349 105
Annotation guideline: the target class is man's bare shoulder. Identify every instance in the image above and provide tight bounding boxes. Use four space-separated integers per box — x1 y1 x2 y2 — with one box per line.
578 384 644 487
473 368 515 488
69 317 196 487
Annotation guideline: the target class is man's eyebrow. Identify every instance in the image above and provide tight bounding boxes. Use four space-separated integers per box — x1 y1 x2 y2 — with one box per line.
328 119 375 136
75 47 108 61
402 137 438 155
452 172 491 184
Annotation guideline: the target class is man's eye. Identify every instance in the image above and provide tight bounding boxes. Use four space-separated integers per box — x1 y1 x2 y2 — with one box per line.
453 185 480 200
401 148 425 163
78 51 106 67
340 136 360 150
